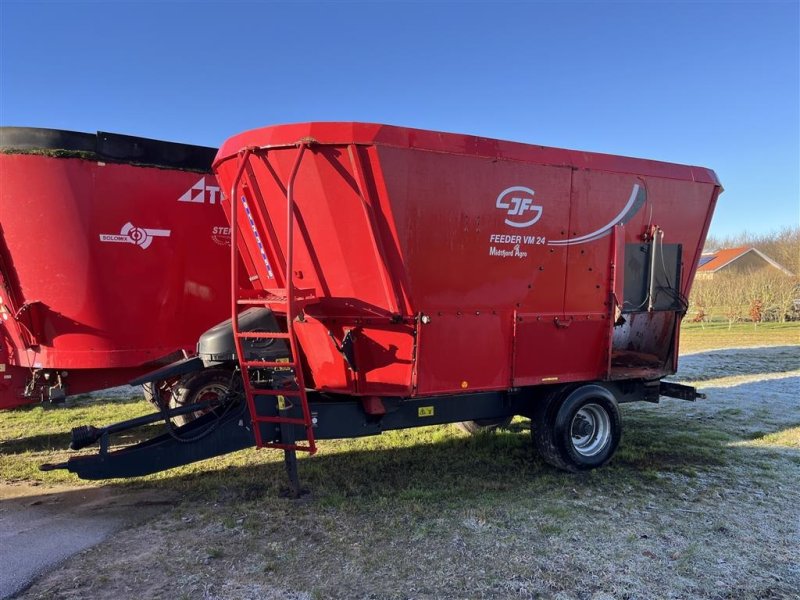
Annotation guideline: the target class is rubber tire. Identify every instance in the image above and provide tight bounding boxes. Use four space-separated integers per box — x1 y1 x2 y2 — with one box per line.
168 369 233 426
456 416 513 434
142 381 157 407
532 384 621 472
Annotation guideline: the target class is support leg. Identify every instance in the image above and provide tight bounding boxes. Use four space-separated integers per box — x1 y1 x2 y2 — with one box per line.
282 449 302 498
277 395 308 498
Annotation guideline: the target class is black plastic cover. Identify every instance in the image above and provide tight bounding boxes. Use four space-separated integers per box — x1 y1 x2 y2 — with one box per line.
622 242 683 312
0 126 216 172
198 308 288 362
129 356 205 387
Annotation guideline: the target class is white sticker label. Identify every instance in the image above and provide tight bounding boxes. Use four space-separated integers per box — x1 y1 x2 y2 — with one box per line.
179 177 221 205
487 233 546 259
211 225 232 246
99 222 171 250
496 186 543 228
489 185 546 259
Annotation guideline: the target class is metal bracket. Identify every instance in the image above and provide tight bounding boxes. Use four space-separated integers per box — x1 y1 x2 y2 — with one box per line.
327 329 358 372
659 381 705 401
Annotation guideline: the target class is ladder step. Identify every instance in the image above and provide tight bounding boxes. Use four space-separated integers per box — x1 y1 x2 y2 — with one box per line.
261 442 316 452
236 287 317 307
246 388 303 397
237 299 288 307
254 416 311 426
236 332 292 339
242 360 297 368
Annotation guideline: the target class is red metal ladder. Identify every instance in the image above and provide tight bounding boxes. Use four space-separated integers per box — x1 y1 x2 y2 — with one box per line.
228 144 317 456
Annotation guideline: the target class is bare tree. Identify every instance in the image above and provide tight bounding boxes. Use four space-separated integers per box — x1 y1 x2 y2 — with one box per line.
704 226 799 275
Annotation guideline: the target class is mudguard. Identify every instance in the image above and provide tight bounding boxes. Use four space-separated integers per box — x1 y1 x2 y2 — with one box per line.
128 356 205 386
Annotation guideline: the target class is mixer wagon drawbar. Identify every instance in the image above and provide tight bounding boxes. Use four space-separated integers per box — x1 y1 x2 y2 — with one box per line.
44 123 722 495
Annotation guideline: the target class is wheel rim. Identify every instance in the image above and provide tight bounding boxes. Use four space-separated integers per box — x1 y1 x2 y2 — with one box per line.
193 383 229 405
570 403 611 457
176 382 230 421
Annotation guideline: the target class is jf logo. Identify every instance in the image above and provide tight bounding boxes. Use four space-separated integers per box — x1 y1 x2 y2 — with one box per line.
496 186 543 228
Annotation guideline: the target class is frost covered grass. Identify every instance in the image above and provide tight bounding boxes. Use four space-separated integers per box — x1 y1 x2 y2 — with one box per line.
5 325 799 599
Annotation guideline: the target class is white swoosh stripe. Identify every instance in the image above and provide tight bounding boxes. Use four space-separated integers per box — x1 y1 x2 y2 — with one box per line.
549 184 640 246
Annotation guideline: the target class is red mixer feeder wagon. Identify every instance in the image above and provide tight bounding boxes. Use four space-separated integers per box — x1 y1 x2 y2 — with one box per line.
0 128 231 409
46 123 721 492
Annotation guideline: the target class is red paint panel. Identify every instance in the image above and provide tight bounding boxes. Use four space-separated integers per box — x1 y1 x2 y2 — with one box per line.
513 316 609 386
293 318 414 395
415 312 513 395
376 146 572 313
293 318 352 392
221 146 402 314
353 325 415 396
641 177 719 293
563 170 638 314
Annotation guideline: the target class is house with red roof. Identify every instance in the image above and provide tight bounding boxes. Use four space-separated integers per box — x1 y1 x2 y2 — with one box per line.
696 246 794 280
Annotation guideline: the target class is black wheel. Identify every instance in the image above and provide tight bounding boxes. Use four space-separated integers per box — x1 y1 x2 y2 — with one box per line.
456 416 513 435
168 369 234 426
532 384 621 472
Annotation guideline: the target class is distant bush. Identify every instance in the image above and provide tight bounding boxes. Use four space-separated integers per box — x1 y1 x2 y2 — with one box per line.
691 227 799 327
690 270 799 326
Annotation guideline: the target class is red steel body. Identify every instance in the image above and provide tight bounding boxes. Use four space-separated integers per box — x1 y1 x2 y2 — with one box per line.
213 123 720 400
0 129 232 409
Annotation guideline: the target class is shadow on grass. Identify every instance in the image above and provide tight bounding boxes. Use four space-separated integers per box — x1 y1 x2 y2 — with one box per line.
0 424 163 455
5 393 145 414
675 345 799 382
132 408 752 508
614 409 731 472
58 394 145 408
146 375 797 498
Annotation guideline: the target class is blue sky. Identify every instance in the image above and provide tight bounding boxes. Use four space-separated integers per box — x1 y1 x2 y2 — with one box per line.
1 1 797 237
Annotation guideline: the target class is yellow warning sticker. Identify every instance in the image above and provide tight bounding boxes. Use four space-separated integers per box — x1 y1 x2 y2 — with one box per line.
418 406 434 418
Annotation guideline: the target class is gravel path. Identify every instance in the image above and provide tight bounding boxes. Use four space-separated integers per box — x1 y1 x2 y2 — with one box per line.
0 485 175 599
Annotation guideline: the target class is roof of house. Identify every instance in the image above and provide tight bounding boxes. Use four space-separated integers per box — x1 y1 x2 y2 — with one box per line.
697 246 793 275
